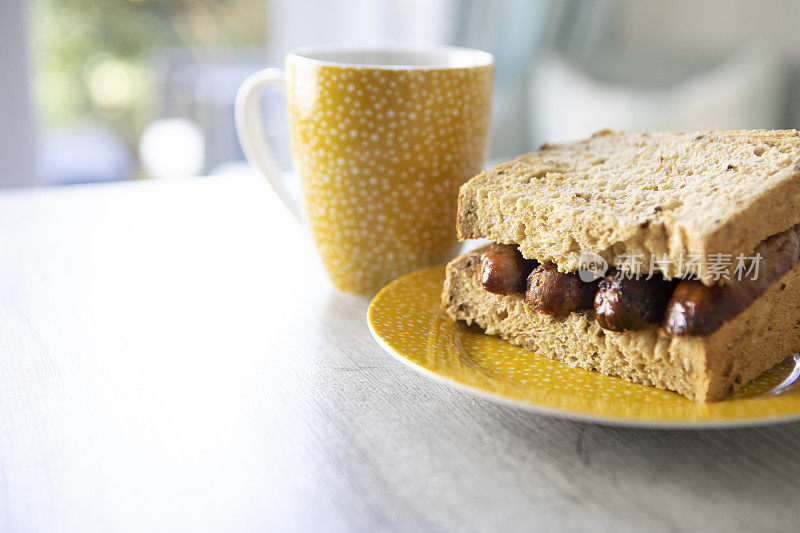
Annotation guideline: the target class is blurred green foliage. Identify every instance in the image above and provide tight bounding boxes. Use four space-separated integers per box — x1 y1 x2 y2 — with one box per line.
32 0 266 144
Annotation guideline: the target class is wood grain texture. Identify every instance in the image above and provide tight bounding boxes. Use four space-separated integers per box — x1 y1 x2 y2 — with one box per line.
0 175 799 532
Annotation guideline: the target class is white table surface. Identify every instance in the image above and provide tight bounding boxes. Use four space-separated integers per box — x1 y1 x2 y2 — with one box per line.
1 174 799 533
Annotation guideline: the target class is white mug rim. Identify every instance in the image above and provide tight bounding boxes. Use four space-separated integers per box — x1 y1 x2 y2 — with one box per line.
285 43 494 70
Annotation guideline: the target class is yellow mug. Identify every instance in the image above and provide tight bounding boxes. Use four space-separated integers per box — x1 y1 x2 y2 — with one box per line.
236 45 493 295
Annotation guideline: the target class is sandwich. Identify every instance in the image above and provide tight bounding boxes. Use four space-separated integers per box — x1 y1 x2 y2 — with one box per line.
441 130 800 402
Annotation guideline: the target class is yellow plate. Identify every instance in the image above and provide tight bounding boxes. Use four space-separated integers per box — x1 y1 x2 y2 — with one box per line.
367 265 800 428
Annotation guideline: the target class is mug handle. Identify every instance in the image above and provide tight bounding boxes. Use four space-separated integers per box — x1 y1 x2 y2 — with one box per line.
235 68 303 221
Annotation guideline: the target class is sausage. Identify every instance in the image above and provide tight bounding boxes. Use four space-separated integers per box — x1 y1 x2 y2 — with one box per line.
663 228 800 336
525 263 598 315
661 282 733 336
594 271 676 332
479 243 538 295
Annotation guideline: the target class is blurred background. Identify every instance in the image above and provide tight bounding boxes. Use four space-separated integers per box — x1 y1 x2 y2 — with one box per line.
1 0 798 187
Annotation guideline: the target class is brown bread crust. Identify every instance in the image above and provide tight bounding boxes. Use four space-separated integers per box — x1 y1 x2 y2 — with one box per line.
441 245 800 402
457 130 800 286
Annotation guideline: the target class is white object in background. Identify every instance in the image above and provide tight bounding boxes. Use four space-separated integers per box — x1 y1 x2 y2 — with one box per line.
139 119 206 179
531 48 781 144
0 0 37 187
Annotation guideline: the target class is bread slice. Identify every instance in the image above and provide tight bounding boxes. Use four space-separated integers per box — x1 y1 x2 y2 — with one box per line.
458 130 800 284
441 245 800 402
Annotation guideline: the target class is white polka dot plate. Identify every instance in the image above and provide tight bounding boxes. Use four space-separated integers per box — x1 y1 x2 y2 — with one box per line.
367 265 800 428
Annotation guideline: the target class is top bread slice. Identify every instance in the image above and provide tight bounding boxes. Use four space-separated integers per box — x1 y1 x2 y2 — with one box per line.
458 130 800 285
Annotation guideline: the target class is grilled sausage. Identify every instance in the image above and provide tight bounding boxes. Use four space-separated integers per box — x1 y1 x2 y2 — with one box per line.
594 271 676 332
479 243 537 295
525 263 598 315
663 228 800 336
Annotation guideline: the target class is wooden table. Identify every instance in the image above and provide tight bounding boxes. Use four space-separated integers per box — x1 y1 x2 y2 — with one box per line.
1 174 799 532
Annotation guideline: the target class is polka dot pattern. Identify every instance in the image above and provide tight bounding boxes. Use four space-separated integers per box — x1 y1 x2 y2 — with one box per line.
286 60 493 295
368 265 800 426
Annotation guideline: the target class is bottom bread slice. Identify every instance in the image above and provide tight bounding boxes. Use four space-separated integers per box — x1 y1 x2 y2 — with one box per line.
441 246 800 402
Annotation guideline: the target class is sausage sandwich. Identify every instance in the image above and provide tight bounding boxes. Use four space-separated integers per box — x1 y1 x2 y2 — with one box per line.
441 130 800 402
